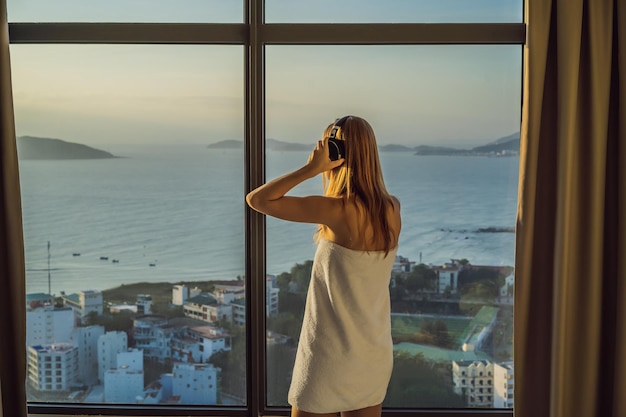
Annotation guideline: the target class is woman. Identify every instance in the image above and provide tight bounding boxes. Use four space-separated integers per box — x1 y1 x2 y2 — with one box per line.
246 116 401 417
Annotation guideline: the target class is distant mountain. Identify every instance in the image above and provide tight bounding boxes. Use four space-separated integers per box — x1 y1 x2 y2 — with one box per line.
207 138 310 151
17 136 118 160
207 139 242 149
414 132 520 156
380 144 414 152
414 145 468 156
206 132 521 157
470 133 520 154
266 138 310 151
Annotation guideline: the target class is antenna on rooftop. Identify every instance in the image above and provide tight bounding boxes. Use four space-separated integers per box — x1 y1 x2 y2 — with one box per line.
47 240 51 295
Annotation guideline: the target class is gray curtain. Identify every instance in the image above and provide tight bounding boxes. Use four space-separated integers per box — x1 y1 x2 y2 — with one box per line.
515 0 626 416
0 0 27 416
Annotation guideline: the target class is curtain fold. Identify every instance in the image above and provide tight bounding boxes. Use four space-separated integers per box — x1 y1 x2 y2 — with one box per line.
515 0 626 416
0 1 27 417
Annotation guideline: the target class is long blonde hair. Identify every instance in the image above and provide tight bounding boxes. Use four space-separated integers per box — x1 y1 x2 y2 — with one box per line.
316 116 396 254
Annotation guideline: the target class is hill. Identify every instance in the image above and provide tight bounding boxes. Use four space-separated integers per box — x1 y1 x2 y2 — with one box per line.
206 132 521 156
415 132 520 156
380 144 414 152
207 139 242 149
17 136 118 160
470 133 520 154
207 138 310 151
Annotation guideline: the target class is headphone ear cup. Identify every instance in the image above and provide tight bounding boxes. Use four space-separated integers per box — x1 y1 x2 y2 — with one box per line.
328 138 344 161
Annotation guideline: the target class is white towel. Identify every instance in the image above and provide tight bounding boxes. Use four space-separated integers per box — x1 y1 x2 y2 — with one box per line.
288 239 398 413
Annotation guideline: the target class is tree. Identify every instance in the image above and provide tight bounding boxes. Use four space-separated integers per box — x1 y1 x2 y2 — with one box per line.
384 352 465 408
289 260 314 292
267 313 302 342
418 319 453 349
405 264 437 293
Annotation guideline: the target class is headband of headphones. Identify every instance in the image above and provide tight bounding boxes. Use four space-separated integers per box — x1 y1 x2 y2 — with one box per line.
329 115 351 140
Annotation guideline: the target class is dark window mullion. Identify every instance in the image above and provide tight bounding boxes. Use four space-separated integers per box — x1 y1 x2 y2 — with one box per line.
246 1 266 417
8 22 247 44
260 23 525 45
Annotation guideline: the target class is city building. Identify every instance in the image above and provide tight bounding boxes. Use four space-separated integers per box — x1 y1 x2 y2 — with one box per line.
61 290 103 323
132 315 172 364
392 255 415 273
171 362 218 404
103 365 144 403
26 293 55 310
98 331 128 382
432 261 463 294
172 285 201 306
117 348 143 371
493 361 514 408
170 324 231 363
452 359 494 407
136 294 152 315
266 275 279 317
70 325 104 385
183 293 232 324
231 298 246 327
27 343 79 392
26 305 75 347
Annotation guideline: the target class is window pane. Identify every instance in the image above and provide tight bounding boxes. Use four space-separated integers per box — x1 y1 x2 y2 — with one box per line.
265 0 523 23
265 45 519 409
13 45 246 406
7 0 243 23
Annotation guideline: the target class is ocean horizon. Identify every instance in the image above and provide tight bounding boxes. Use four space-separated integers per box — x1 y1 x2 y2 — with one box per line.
19 145 519 295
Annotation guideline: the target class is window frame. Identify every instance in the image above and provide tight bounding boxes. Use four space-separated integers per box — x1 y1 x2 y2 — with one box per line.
8 0 524 416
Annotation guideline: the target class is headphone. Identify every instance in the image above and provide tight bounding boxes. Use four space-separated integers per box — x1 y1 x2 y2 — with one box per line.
328 116 350 160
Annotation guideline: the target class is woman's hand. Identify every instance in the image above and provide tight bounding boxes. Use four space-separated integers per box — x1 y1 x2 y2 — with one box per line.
306 138 345 174
246 138 344 221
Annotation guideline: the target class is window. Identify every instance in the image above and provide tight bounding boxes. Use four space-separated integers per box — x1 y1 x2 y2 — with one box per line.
266 44 520 409
9 0 523 416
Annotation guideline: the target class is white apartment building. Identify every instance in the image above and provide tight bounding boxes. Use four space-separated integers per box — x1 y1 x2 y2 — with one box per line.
98 331 128 382
231 298 246 326
27 343 79 392
213 287 244 304
172 362 218 404
183 293 232 324
222 278 278 327
70 325 104 385
452 359 494 407
26 306 75 347
117 348 143 371
170 324 231 363
172 285 188 306
266 276 279 317
493 361 514 408
133 315 172 364
136 294 152 315
62 290 103 323
392 255 415 273
172 285 201 306
433 262 462 294
104 366 144 403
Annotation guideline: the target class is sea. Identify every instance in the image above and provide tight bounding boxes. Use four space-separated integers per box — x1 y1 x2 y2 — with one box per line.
19 144 519 295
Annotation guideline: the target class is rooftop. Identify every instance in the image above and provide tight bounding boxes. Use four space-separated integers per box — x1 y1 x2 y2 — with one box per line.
187 293 218 306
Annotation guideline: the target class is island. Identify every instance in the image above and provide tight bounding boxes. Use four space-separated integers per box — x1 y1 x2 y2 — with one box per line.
207 132 520 157
17 136 118 160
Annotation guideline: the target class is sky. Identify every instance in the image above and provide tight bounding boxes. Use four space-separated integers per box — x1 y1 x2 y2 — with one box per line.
7 0 523 148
